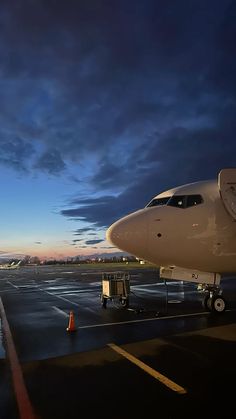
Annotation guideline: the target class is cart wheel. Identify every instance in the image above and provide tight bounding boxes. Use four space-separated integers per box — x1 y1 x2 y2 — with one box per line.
121 298 129 308
102 297 107 309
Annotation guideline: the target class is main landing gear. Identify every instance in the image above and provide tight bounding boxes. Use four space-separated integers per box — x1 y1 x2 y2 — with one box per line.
202 286 226 313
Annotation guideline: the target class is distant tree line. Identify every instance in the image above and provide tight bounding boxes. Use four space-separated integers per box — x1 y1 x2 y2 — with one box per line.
17 255 137 266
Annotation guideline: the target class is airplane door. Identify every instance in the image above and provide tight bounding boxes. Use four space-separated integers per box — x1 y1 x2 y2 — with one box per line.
218 168 236 220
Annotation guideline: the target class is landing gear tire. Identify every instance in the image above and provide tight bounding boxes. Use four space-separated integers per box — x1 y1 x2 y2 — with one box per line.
202 293 211 311
203 294 226 313
120 298 129 308
101 296 107 309
211 295 226 313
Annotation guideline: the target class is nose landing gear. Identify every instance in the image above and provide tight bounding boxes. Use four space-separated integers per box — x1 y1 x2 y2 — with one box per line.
202 287 226 313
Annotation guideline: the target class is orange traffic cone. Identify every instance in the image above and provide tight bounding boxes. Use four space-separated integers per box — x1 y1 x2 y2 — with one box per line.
66 310 77 332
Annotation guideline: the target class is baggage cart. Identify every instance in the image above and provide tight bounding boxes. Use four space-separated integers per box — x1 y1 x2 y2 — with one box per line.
101 271 130 308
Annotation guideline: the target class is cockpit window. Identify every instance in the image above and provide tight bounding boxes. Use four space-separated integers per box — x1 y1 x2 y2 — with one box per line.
167 195 185 208
146 197 170 207
167 194 203 209
147 194 204 209
186 194 203 207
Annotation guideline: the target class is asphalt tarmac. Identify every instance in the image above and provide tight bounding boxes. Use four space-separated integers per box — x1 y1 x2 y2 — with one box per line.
0 265 236 419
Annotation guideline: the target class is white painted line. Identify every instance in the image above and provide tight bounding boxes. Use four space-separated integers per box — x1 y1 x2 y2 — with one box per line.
132 281 188 289
6 281 19 289
132 283 161 289
40 289 79 307
132 288 163 295
79 310 210 329
54 288 100 295
52 306 69 317
168 300 182 304
81 272 102 275
44 280 57 283
79 317 160 329
108 342 187 394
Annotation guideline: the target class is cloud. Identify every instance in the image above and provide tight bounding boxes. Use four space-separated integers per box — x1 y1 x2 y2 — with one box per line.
0 137 35 172
73 227 94 235
85 239 104 245
0 0 234 180
100 246 117 249
61 122 236 228
0 0 236 239
34 149 66 175
61 195 125 228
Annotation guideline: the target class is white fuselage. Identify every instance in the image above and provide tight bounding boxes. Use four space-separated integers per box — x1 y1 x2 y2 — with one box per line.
107 180 236 274
0 261 21 270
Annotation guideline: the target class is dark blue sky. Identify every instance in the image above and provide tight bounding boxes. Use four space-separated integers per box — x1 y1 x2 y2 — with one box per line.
0 0 236 259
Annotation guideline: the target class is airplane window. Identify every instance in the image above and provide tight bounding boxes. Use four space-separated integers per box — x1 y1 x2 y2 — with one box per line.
186 195 203 207
146 197 171 207
167 195 185 208
167 194 203 209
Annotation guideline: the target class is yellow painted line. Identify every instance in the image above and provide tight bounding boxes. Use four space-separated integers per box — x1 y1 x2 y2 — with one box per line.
108 342 187 395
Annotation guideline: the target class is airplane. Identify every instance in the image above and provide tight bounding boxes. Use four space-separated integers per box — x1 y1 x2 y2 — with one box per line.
0 260 22 270
106 168 236 313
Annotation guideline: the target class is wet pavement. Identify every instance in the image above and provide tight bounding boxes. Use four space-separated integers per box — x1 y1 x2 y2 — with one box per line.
0 318 5 359
0 265 236 418
0 319 17 419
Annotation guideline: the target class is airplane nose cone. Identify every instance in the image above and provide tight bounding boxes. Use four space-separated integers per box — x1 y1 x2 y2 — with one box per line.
106 210 148 258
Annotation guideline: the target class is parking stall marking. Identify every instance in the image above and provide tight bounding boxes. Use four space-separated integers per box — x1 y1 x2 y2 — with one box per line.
79 310 210 329
39 288 80 307
108 342 187 395
52 306 69 317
